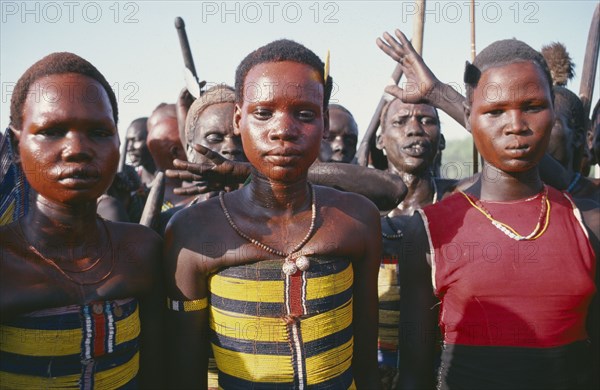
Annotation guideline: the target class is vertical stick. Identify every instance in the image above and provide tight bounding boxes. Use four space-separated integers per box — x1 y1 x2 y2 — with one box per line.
356 0 425 167
356 64 403 168
412 0 425 56
470 0 479 174
579 3 599 121
117 137 129 173
175 17 198 80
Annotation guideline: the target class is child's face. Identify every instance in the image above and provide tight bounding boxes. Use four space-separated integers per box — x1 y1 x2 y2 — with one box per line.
467 61 554 173
234 61 327 182
18 73 119 204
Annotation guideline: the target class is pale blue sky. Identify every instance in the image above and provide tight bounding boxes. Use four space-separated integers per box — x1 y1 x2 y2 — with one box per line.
2 0 598 142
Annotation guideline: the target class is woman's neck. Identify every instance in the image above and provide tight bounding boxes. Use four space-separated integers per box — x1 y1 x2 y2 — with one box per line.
23 195 100 246
477 163 544 201
245 170 312 214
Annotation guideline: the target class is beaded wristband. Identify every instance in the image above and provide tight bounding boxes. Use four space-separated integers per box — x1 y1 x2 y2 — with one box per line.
166 297 207 312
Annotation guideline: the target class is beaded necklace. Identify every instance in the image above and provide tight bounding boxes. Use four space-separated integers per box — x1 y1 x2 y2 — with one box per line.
219 184 317 276
382 178 438 240
382 215 403 240
459 186 551 241
18 217 115 285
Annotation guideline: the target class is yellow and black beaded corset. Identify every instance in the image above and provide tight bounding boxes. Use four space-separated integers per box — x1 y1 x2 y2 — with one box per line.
0 298 140 389
208 256 356 389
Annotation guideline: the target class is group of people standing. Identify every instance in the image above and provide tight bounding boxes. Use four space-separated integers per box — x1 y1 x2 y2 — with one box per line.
0 21 598 390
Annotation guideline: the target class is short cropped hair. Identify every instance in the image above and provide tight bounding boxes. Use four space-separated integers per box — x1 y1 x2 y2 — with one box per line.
464 39 553 104
329 104 359 135
10 52 118 129
234 39 333 108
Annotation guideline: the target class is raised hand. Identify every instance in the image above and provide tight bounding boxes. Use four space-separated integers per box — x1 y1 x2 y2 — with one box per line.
376 29 466 126
376 29 438 104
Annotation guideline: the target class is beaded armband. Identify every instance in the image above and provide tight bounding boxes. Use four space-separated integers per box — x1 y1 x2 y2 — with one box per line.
166 297 207 312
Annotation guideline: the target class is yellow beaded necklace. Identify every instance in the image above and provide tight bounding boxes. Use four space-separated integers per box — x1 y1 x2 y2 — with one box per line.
460 186 551 241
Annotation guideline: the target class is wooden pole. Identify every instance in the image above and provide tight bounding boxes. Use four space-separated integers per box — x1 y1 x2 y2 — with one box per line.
579 3 599 121
117 137 129 173
470 0 479 175
356 64 403 168
412 0 425 56
174 17 199 81
356 0 425 168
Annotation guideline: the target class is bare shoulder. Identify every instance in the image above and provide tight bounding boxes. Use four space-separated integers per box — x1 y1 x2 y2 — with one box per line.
314 186 381 261
107 221 162 275
163 196 231 276
165 196 225 244
316 185 379 221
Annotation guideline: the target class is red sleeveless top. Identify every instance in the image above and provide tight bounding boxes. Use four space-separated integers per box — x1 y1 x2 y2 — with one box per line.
420 186 595 347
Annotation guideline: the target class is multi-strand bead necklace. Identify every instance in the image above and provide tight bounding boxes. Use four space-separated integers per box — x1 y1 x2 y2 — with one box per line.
17 217 115 285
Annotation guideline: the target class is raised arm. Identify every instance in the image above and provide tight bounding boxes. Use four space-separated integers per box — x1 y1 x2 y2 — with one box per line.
376 29 466 127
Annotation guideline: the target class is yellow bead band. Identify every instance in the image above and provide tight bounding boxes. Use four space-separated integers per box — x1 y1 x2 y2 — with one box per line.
166 297 207 312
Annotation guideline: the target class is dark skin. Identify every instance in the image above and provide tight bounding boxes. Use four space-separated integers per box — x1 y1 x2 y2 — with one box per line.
378 29 600 203
147 105 192 208
165 61 382 388
188 101 247 199
166 144 408 211
320 105 359 163
374 101 453 338
156 101 248 235
0 73 164 389
375 100 445 390
191 102 246 164
379 29 599 389
126 119 156 187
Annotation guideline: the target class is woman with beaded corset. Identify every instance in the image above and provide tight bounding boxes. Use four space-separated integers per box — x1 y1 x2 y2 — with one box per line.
378 30 599 389
0 52 164 389
165 39 382 389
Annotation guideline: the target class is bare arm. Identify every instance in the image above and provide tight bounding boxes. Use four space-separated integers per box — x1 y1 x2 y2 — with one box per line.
138 232 166 389
164 213 209 388
97 195 130 222
351 198 383 388
167 145 408 210
309 162 407 210
397 213 438 390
